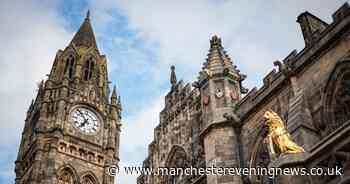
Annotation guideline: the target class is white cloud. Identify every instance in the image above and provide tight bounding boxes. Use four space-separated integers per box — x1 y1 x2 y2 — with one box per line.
114 0 261 79
0 3 71 182
109 0 349 86
0 0 71 145
118 92 165 183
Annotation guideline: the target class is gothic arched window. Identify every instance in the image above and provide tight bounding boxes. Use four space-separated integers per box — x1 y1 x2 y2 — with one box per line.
323 60 350 132
249 125 273 184
333 72 350 126
57 168 74 184
81 175 96 184
164 146 188 184
83 58 94 81
64 55 75 79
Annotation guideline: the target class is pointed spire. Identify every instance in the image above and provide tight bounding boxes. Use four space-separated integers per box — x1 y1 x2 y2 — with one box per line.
170 65 177 87
117 95 122 108
86 9 90 20
70 10 98 49
203 35 236 75
111 85 117 99
111 85 118 105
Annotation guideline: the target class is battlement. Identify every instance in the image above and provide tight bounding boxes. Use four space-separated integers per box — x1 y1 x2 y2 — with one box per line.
161 78 200 124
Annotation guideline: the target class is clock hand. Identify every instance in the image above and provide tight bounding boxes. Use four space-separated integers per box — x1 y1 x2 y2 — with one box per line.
77 109 86 119
80 119 88 128
77 109 88 122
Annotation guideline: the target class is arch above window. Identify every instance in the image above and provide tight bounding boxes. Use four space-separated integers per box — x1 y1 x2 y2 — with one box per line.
249 125 273 184
80 172 99 184
81 175 95 184
164 145 189 184
56 166 77 184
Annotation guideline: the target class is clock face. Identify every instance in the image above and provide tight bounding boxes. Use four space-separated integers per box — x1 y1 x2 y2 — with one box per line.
215 88 224 98
70 107 100 134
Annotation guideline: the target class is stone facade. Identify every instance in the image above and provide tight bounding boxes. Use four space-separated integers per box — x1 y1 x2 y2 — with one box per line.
14 12 122 184
138 3 350 184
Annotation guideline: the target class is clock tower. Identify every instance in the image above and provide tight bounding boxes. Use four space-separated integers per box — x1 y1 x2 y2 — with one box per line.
14 12 122 184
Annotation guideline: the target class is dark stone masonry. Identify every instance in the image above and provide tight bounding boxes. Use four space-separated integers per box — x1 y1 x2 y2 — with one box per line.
137 3 350 184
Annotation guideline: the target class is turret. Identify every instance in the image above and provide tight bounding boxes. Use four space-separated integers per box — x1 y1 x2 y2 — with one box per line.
199 35 245 184
198 35 245 125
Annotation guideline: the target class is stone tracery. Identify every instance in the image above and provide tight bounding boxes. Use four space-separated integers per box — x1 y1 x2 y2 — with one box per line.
323 60 350 132
57 168 75 184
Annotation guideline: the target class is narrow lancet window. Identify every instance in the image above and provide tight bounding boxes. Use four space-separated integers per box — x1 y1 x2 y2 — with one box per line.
83 58 94 81
64 55 75 79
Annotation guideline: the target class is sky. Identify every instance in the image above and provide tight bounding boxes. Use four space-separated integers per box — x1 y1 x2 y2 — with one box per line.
0 0 348 183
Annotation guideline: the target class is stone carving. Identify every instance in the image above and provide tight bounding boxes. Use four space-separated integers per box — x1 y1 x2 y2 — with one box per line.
273 60 293 77
263 110 305 159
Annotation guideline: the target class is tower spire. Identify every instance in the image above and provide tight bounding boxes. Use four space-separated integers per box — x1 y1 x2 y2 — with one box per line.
70 10 98 49
86 9 90 20
203 35 235 74
197 35 247 93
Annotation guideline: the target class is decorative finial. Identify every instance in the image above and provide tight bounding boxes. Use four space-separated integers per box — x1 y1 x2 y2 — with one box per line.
170 65 177 87
111 85 117 99
210 34 222 48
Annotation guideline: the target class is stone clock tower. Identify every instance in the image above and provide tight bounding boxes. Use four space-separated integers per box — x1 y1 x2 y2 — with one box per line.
14 12 122 184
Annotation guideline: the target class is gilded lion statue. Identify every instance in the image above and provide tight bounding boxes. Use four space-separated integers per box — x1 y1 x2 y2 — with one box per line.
263 110 305 159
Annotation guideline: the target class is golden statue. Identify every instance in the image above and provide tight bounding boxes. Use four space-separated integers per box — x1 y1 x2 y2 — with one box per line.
263 110 305 159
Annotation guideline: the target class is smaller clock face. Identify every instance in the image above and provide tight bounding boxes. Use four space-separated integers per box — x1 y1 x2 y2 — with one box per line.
70 107 100 134
215 88 224 98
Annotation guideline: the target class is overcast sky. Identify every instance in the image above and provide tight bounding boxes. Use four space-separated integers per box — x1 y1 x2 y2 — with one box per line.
0 0 348 183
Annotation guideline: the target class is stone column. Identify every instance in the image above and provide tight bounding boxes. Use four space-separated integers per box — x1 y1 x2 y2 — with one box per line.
203 123 242 184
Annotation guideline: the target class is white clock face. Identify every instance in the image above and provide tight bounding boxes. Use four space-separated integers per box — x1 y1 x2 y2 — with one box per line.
70 107 100 134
